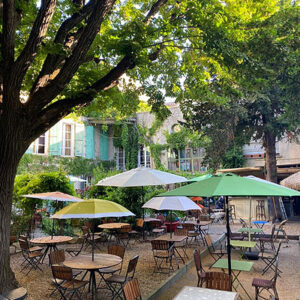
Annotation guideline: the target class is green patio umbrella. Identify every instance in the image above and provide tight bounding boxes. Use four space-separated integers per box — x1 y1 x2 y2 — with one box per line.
161 173 300 276
187 174 212 182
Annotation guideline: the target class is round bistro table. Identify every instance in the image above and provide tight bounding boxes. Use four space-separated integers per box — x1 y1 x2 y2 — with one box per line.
63 253 122 299
30 235 73 264
98 223 130 244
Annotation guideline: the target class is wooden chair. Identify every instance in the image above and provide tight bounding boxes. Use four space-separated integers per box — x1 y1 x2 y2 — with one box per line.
259 242 282 276
174 228 189 259
182 223 201 246
117 225 131 248
204 235 226 266
123 279 142 300
19 239 43 275
229 227 244 241
81 226 104 250
65 236 86 257
149 220 165 237
51 265 88 300
193 249 206 287
203 272 232 291
252 257 279 300
102 244 125 275
106 255 139 300
151 240 177 274
274 219 288 244
19 235 43 253
259 225 276 252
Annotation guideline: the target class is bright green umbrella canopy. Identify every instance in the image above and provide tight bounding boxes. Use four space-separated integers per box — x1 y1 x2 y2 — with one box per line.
187 174 212 182
161 173 300 197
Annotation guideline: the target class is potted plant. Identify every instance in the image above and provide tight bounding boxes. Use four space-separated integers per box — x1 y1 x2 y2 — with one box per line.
165 213 179 232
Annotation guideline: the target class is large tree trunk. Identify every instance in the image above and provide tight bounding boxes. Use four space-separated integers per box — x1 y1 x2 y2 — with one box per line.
0 115 29 293
263 130 281 221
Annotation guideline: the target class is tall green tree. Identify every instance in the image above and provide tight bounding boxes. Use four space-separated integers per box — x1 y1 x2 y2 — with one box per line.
0 0 283 291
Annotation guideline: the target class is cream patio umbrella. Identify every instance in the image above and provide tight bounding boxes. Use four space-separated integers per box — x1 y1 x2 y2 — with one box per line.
51 199 135 260
22 192 83 237
281 172 300 191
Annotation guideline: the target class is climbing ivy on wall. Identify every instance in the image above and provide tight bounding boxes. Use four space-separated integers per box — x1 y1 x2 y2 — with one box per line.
113 123 139 170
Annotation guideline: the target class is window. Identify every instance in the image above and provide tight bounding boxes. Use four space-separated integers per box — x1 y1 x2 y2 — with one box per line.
138 145 151 167
33 134 46 154
116 147 126 170
63 124 73 156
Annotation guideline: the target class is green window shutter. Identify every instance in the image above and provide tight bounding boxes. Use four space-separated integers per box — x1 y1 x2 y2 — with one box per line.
49 122 62 156
26 143 33 154
85 126 95 159
75 124 85 157
100 129 109 160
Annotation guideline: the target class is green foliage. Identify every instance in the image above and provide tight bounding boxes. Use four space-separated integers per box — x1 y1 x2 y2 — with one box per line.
42 218 74 236
17 154 115 177
13 171 75 234
222 143 245 169
149 144 168 170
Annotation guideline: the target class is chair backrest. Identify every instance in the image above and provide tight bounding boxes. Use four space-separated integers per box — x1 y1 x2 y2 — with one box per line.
151 240 169 251
270 224 276 238
239 218 247 228
199 216 209 221
51 265 73 281
49 249 65 265
149 221 162 229
82 226 90 236
174 228 188 236
19 239 29 251
204 234 213 247
182 223 195 231
10 236 17 245
136 219 144 228
120 225 131 233
123 279 142 300
204 272 232 291
108 244 125 260
193 249 205 273
278 219 287 229
125 255 139 280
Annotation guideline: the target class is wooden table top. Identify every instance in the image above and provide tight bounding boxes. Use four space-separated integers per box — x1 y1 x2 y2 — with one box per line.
184 221 211 226
155 234 187 243
30 236 73 244
98 223 129 229
63 253 122 270
174 286 238 300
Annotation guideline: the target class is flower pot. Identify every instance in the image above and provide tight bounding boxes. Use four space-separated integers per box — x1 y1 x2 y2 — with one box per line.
165 221 179 232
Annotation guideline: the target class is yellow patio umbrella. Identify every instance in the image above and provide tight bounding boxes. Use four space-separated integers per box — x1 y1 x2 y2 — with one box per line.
51 199 135 260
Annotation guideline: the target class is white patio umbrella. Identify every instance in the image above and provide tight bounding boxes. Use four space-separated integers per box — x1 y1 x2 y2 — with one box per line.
96 167 187 187
96 167 187 238
23 192 83 237
142 196 201 237
68 175 87 183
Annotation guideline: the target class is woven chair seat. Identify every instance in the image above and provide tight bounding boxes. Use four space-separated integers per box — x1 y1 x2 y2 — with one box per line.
61 279 88 290
252 278 273 288
28 251 43 258
106 274 126 284
29 246 43 252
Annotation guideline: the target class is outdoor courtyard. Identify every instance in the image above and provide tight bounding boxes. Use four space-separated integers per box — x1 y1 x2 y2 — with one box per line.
10 222 300 300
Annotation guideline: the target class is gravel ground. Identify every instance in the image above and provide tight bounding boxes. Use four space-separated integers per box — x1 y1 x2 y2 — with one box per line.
10 221 299 300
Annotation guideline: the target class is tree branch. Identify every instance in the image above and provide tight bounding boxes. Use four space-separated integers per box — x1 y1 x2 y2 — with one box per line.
28 0 116 112
2 0 15 70
29 0 96 96
144 0 168 25
11 0 57 92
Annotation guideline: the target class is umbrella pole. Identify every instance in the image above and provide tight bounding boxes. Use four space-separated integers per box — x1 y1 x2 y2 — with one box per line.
249 197 252 241
170 210 172 238
92 219 95 261
225 196 232 279
52 219 54 239
142 186 145 241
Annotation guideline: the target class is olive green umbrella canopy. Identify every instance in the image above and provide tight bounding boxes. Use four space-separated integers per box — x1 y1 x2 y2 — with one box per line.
187 174 212 182
161 173 300 197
